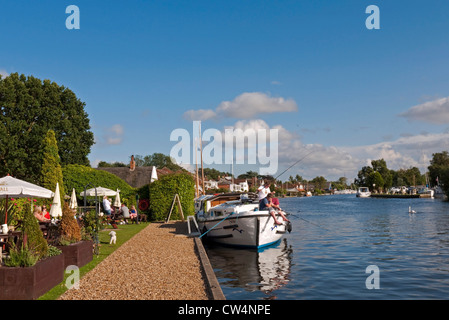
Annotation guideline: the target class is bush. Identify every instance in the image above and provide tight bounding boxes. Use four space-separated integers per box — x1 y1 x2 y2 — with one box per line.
149 173 195 220
58 203 82 245
4 243 39 267
22 202 48 259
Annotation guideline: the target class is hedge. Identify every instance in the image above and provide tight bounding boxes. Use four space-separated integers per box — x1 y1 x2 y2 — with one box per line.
62 164 137 207
148 172 195 221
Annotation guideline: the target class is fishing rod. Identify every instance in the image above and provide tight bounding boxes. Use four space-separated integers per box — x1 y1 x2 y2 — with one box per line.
284 210 330 231
274 150 315 181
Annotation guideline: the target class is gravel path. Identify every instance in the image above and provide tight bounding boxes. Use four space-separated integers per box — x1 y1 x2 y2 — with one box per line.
59 222 209 300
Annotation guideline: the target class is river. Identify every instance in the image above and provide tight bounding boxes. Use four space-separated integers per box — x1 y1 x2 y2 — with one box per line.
204 194 449 299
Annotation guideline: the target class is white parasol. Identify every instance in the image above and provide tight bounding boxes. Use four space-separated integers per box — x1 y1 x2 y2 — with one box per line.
113 189 121 208
0 175 53 224
49 182 62 218
70 188 78 210
151 166 158 183
80 186 117 197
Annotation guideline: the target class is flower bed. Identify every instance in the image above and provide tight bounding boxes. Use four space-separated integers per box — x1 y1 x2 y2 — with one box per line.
57 240 93 269
0 253 64 300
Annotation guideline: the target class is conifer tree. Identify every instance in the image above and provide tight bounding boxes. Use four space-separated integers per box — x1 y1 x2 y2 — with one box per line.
23 202 48 259
40 130 65 202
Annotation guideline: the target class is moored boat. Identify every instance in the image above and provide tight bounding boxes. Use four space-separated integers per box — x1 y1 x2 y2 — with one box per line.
356 187 371 198
194 193 291 249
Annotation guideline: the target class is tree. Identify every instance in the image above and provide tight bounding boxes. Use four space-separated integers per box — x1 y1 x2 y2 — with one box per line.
40 130 65 201
367 171 384 192
355 166 374 187
371 159 392 190
132 153 186 172
0 73 94 182
311 176 327 190
428 151 449 187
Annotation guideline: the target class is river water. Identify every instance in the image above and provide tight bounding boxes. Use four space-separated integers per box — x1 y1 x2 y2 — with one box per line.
204 194 449 299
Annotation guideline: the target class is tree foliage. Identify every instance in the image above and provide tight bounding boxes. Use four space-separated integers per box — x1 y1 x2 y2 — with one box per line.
133 153 186 172
0 73 94 182
40 130 65 200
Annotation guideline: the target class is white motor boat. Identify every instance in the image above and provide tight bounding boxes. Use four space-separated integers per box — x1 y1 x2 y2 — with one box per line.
195 193 291 249
356 187 371 198
417 187 434 198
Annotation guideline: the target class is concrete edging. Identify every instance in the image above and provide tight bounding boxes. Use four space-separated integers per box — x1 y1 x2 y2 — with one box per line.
194 237 226 300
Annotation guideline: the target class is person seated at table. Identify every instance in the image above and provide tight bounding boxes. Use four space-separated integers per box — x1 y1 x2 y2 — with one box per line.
129 205 138 222
34 206 50 222
119 204 130 223
42 205 50 220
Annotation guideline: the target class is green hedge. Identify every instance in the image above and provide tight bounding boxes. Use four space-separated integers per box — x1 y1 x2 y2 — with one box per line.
62 164 137 207
149 173 195 220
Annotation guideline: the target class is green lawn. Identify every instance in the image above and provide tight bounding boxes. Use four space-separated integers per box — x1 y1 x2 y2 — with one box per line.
38 222 149 300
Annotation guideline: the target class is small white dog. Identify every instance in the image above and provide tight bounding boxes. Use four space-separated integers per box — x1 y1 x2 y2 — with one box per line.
109 231 117 244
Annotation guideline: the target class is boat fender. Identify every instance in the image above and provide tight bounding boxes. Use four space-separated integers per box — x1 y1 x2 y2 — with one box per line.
287 221 292 233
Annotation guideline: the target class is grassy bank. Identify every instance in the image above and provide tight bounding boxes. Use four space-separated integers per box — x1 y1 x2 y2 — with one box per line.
39 222 148 300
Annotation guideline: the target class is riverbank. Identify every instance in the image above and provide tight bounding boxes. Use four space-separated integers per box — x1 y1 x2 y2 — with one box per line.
58 222 221 300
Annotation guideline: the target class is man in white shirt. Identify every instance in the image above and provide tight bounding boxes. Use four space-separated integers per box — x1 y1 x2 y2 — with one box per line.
103 196 112 215
258 182 271 202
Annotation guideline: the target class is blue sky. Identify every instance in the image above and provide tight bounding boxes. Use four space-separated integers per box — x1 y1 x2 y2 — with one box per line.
1 1 449 181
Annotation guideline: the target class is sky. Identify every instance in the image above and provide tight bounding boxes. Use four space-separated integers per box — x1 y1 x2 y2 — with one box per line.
1 0 449 182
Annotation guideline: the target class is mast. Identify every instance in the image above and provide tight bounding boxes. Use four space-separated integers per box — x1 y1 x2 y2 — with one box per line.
199 122 205 195
195 138 199 197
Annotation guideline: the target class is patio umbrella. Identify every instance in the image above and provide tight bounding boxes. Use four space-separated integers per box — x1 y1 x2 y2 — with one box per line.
69 188 78 210
113 189 121 207
49 182 62 218
0 175 53 224
80 186 117 197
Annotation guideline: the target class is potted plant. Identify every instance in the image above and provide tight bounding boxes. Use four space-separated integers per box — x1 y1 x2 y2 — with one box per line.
56 203 93 268
0 203 64 300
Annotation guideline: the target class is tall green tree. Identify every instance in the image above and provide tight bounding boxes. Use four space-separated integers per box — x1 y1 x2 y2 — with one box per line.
0 73 94 182
40 130 65 201
428 151 449 187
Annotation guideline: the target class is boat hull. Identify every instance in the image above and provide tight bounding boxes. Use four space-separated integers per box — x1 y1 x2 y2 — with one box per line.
198 213 287 249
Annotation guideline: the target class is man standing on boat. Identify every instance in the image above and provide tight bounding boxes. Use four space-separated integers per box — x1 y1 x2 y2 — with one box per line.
258 181 271 202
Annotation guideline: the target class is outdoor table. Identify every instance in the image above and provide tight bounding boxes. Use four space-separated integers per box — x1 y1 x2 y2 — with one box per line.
0 231 22 253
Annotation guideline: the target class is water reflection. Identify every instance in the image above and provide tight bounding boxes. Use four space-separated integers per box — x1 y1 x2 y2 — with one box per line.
205 239 292 299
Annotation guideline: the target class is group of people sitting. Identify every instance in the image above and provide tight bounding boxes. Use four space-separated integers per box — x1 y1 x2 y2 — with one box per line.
102 196 138 223
258 182 289 225
33 205 51 222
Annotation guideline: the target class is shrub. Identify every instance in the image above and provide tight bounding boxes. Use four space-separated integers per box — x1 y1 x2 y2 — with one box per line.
58 203 81 245
22 202 48 259
148 172 195 220
4 243 39 267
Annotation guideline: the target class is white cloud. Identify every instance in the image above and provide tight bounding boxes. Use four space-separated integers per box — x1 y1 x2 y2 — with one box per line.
399 97 449 124
219 120 449 181
103 124 124 145
183 109 217 121
183 92 298 121
0 70 9 79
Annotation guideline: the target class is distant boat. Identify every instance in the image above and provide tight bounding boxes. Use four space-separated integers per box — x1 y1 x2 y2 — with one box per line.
356 187 371 198
417 187 434 198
